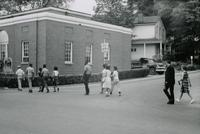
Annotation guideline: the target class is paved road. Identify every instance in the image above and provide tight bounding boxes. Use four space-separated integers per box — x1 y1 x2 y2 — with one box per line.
0 72 200 134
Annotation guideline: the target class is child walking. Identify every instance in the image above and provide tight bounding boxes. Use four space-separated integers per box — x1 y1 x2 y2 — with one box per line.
100 64 107 94
110 66 121 96
52 66 59 92
16 65 24 91
176 66 194 104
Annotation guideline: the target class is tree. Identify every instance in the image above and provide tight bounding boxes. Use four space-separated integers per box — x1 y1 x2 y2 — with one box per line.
135 0 200 62
93 0 136 28
0 0 73 15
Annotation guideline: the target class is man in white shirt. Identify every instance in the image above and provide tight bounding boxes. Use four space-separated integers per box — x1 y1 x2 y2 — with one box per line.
16 65 24 91
26 63 34 93
83 60 92 95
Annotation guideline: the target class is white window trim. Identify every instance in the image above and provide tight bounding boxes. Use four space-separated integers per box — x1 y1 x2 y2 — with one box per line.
89 45 92 64
21 41 29 64
64 41 73 64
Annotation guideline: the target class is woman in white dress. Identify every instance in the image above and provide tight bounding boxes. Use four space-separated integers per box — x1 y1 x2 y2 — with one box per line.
103 65 112 97
100 64 107 94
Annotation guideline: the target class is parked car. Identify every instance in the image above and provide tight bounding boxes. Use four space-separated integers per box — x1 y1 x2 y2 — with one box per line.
155 62 166 74
131 60 143 69
131 58 166 74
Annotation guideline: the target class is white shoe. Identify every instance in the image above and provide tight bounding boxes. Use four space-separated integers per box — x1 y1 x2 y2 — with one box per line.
176 98 180 102
190 99 195 104
105 92 110 97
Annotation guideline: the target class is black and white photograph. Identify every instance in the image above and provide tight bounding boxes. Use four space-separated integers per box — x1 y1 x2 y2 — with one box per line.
0 0 200 134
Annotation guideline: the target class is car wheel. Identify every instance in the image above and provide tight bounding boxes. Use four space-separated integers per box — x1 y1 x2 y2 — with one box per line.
157 71 164 75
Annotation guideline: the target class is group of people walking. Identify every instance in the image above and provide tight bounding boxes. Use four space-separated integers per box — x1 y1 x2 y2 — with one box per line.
82 60 121 97
15 60 195 103
163 60 194 104
15 64 59 93
100 64 121 97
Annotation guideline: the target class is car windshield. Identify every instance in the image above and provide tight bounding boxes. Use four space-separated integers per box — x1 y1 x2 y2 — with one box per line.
148 60 154 64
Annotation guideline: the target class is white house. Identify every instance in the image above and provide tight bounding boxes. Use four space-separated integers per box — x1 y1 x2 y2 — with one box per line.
131 14 166 60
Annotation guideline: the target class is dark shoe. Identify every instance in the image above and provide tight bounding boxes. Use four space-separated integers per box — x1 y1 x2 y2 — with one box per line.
118 91 121 96
29 89 33 93
53 90 56 92
57 88 59 92
18 88 22 91
167 101 174 105
110 92 112 95
46 89 50 93
84 93 89 95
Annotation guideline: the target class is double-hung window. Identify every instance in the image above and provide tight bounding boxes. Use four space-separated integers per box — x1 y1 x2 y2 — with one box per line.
85 44 92 64
64 41 73 64
22 41 29 63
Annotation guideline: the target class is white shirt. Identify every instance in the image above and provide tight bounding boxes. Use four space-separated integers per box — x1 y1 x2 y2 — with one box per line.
102 69 107 78
26 66 34 77
42 68 49 77
53 70 59 77
16 68 24 78
112 70 119 81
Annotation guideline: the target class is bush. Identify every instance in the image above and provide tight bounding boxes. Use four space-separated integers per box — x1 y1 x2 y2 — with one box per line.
0 68 149 88
186 64 195 71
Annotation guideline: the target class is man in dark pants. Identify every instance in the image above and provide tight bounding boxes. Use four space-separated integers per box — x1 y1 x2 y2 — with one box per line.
83 60 92 95
163 60 175 104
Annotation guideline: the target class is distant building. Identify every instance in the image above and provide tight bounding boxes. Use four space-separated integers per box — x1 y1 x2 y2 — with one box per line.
131 13 166 60
0 7 132 75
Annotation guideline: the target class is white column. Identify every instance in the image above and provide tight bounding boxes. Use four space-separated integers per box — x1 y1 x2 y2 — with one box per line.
5 44 8 58
144 43 146 58
160 41 162 59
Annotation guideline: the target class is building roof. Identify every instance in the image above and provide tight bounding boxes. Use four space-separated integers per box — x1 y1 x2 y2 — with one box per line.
0 7 132 34
134 16 161 24
0 7 92 20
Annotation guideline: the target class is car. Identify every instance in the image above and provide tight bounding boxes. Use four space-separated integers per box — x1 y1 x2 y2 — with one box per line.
155 62 166 74
131 60 143 69
138 58 166 74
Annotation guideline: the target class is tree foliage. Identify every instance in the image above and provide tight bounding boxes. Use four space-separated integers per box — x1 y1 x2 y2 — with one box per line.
93 0 136 28
0 0 73 14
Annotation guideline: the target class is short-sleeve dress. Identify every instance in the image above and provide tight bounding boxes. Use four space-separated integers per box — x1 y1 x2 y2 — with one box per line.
181 71 191 93
103 69 112 89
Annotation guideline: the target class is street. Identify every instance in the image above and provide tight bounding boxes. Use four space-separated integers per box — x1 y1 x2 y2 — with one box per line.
0 72 200 134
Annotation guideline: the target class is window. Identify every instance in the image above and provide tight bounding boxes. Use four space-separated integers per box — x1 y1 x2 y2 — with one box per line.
64 41 73 64
85 44 92 64
22 41 29 63
103 44 110 62
131 44 137 52
0 44 7 60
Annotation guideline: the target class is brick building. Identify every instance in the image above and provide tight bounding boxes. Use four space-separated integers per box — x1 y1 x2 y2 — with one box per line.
0 7 132 75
